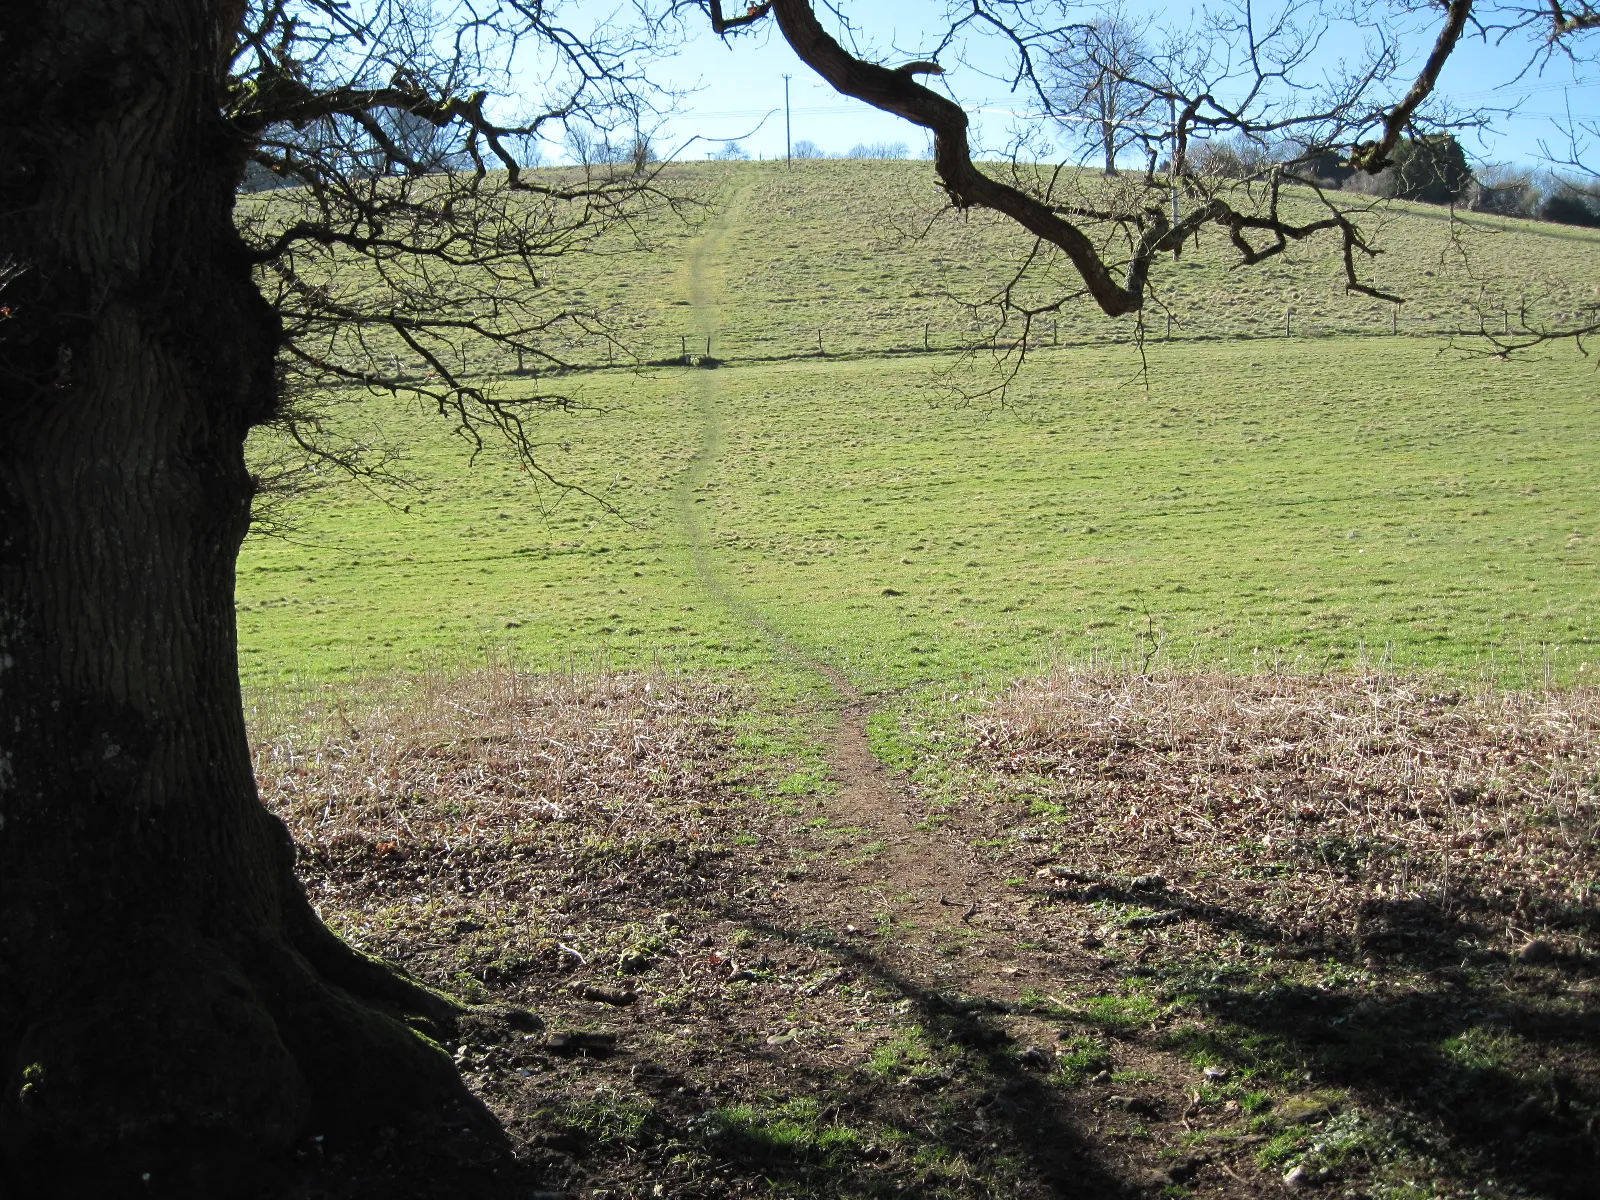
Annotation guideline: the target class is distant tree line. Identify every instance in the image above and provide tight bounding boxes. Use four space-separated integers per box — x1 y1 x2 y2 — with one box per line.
241 119 661 189
1043 3 1599 231
245 117 1596 230
711 137 919 161
1182 132 1600 228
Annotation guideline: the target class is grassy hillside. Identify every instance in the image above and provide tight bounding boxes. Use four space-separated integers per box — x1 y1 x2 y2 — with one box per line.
237 161 1600 687
238 163 1600 1200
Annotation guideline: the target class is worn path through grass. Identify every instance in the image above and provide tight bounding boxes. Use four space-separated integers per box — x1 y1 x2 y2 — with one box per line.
650 173 1600 1200
679 182 980 935
237 162 1600 690
671 180 1269 1199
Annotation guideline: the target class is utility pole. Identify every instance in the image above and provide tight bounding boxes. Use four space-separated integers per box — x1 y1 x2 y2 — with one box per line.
783 74 793 168
1168 95 1180 228
1167 95 1183 263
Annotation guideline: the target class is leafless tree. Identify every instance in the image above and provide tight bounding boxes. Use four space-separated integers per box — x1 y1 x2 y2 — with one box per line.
1046 7 1155 176
0 0 680 1190
1467 162 1542 215
847 140 911 158
3 0 1598 1191
1473 4 1600 350
700 1 1594 367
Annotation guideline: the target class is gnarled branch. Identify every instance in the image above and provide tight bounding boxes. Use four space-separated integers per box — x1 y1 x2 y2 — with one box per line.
1350 0 1474 174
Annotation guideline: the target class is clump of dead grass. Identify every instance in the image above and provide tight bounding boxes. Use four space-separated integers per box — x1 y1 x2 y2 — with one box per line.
249 668 749 998
254 667 737 844
967 668 1600 952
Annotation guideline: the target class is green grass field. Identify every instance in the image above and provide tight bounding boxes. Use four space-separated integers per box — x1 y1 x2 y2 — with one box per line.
237 161 1600 688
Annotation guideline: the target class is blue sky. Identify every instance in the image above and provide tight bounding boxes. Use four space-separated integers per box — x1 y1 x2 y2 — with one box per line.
605 2 1595 171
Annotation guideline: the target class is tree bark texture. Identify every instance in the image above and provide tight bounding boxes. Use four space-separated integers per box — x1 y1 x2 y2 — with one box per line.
0 3 485 1192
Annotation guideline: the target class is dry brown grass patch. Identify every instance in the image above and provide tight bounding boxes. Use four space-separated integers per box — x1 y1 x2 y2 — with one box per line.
967 669 1600 954
249 668 748 999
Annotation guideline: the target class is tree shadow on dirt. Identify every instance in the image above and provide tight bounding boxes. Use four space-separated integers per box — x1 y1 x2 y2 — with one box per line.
1131 890 1600 1200
721 912 1149 1200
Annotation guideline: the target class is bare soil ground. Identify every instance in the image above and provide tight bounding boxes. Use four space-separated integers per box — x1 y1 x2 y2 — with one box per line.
252 666 1600 1199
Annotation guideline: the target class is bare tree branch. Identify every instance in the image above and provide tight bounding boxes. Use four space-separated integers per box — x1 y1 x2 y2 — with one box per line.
1350 0 1475 174
229 0 693 527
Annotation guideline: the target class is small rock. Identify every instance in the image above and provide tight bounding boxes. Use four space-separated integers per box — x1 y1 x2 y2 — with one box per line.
1018 1046 1053 1070
1044 865 1093 881
1166 1155 1207 1183
1110 1094 1158 1116
1282 1164 1311 1188
546 1031 617 1055
577 984 636 1006
457 1004 543 1036
953 1020 1011 1048
1124 910 1183 930
1518 939 1555 964
845 924 862 935
1278 1096 1336 1126
1202 1065 1229 1082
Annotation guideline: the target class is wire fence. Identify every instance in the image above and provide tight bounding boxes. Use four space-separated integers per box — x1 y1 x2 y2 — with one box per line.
638 308 1497 366
337 295 1598 384
541 308 1575 375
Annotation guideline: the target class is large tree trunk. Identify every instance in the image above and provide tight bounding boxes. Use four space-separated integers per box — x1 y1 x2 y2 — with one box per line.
0 2 491 1192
